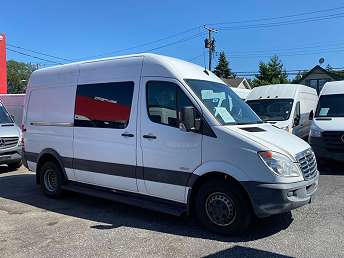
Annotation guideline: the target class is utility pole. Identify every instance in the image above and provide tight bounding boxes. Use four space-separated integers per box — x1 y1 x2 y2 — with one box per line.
204 26 217 71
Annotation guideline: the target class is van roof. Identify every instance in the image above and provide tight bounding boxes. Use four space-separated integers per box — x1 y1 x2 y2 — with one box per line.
246 84 316 100
320 81 344 95
29 53 223 88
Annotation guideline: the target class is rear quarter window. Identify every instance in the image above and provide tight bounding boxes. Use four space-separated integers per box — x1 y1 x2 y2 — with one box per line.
26 86 76 124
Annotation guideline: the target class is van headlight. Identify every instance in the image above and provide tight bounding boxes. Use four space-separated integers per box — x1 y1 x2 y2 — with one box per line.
258 151 302 177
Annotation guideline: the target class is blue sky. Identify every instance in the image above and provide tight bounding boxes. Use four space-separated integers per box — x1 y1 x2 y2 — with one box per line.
2 0 344 78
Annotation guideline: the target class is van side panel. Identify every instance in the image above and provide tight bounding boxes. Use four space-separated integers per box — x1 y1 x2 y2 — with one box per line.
295 91 318 139
25 85 76 180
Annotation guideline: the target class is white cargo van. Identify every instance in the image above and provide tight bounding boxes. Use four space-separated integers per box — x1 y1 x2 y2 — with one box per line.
246 84 318 140
309 81 344 162
22 54 318 235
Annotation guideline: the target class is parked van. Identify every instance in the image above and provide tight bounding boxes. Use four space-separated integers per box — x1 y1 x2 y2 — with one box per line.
0 101 22 169
22 54 318 235
0 94 25 125
246 84 318 140
309 81 344 162
231 88 251 100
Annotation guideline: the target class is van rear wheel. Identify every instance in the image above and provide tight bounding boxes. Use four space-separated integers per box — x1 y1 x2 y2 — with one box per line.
40 161 64 198
195 179 252 235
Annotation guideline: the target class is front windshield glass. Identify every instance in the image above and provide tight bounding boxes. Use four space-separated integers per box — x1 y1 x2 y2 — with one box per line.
246 99 294 121
185 79 262 125
0 104 13 124
315 94 344 118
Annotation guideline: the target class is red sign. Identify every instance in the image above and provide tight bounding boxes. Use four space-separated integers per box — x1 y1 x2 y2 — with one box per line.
0 33 7 94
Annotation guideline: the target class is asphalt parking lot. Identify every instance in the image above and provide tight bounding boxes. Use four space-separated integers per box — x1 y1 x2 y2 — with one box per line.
0 165 343 258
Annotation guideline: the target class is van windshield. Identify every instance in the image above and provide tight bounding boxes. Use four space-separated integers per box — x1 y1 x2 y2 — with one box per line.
315 94 344 117
185 79 262 125
0 104 14 124
246 99 294 121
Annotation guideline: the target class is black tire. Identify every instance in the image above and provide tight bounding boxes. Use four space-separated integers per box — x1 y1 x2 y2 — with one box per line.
195 179 252 235
7 160 22 170
39 161 64 198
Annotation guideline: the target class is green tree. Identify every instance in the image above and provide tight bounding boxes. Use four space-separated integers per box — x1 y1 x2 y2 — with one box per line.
7 60 37 93
213 51 235 79
252 55 289 87
326 64 344 78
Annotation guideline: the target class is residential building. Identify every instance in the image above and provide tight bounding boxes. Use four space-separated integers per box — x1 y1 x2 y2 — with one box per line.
221 77 251 89
297 65 344 94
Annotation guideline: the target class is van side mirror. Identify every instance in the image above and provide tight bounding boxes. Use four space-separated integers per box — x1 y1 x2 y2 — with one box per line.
181 106 201 132
293 102 301 127
293 115 300 127
309 110 314 120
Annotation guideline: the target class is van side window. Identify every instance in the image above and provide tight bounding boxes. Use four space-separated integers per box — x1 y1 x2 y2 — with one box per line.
146 81 196 128
74 81 134 129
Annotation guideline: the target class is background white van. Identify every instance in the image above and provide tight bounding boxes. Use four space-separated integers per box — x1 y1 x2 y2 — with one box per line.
246 84 318 139
22 54 318 235
0 94 25 125
309 81 344 162
0 100 22 169
231 88 251 100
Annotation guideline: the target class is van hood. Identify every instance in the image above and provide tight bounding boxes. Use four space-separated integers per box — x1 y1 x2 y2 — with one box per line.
267 120 290 128
224 123 310 158
0 123 20 137
313 117 344 131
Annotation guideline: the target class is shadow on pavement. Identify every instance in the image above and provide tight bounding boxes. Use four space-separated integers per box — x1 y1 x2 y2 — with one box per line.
0 165 17 174
203 246 293 258
0 172 293 242
317 160 344 175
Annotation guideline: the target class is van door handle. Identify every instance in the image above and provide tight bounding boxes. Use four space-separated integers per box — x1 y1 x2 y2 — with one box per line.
121 133 134 137
143 134 157 139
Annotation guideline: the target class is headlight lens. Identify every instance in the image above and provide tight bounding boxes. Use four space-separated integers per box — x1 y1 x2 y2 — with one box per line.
310 128 322 137
258 151 302 177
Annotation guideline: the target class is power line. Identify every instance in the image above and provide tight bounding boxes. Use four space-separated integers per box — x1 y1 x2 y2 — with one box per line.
207 5 344 26
7 43 74 62
232 67 344 76
6 47 62 65
145 32 205 52
82 25 202 59
229 48 344 59
187 53 204 62
228 41 344 55
217 12 344 30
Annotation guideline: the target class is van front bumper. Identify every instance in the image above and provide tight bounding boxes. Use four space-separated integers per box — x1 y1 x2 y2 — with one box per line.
0 146 22 165
242 174 319 218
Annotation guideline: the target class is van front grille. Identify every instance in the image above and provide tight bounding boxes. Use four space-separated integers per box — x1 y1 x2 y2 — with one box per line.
0 137 19 149
296 149 318 180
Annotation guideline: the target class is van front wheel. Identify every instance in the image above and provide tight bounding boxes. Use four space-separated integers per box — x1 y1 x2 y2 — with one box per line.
40 161 64 198
195 179 252 235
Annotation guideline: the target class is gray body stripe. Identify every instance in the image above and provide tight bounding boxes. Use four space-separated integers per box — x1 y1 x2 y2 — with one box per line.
24 151 198 187
74 159 136 179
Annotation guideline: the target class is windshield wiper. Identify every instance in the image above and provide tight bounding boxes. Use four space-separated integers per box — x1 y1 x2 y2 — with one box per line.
235 121 263 125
